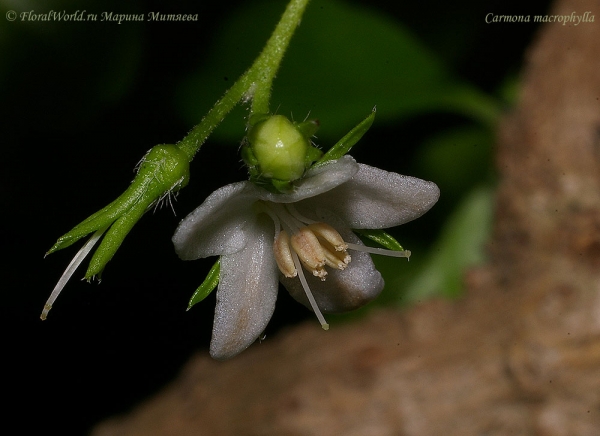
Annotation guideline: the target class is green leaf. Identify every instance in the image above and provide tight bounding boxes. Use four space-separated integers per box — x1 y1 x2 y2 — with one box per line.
315 109 375 166
188 258 221 310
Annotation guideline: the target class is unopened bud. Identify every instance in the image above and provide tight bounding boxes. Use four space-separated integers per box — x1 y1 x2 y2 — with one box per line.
246 115 313 182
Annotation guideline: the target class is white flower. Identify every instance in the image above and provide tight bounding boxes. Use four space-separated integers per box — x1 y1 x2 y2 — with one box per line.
172 156 439 359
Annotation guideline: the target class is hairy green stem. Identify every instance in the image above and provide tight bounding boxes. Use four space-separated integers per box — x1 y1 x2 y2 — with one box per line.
248 0 310 116
176 0 311 161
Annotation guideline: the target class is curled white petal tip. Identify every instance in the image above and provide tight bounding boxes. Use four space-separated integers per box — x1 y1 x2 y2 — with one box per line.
40 304 52 321
41 227 107 321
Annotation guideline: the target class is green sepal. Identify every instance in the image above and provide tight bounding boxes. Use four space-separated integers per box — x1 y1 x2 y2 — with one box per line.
47 144 190 278
241 143 260 177
270 178 293 193
295 119 320 138
188 258 221 310
315 108 376 166
247 113 271 129
353 228 405 252
304 145 323 168
84 198 148 279
46 190 136 255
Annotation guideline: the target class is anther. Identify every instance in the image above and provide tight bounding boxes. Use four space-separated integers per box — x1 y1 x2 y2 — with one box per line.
273 231 297 278
290 227 327 280
308 223 351 270
322 248 351 270
308 223 348 251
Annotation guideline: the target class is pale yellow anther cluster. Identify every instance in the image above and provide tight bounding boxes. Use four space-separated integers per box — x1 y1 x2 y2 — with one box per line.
273 222 351 281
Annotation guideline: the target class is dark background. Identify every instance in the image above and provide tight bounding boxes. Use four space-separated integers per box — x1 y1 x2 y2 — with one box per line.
2 0 551 434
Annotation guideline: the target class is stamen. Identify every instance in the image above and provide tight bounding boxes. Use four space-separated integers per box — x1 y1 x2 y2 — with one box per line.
273 231 297 278
346 242 411 259
40 226 109 320
269 203 302 234
291 250 329 330
290 227 327 280
321 242 351 270
305 223 351 270
308 222 348 251
284 203 317 225
254 202 282 238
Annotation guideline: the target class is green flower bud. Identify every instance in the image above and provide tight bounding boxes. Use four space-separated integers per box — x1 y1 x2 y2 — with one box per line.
247 115 311 181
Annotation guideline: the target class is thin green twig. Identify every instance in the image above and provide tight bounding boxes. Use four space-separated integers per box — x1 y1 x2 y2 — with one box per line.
176 0 311 161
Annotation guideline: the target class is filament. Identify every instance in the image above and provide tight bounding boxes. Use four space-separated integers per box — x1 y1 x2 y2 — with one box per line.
291 250 329 330
346 243 411 259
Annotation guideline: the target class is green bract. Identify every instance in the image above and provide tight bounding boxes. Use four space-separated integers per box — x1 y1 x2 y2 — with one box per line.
315 108 376 167
188 258 221 310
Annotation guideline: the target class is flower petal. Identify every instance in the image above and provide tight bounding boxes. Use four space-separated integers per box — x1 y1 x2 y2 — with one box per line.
209 218 278 360
172 182 257 259
281 216 384 313
254 155 359 203
301 163 440 229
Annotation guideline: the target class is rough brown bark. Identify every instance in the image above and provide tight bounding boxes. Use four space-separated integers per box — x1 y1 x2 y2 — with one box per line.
92 0 600 434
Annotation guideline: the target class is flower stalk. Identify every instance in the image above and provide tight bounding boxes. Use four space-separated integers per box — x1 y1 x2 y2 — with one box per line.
43 0 311 319
176 0 311 160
